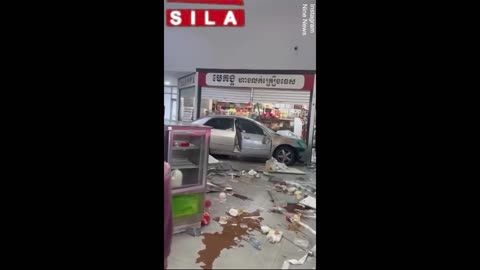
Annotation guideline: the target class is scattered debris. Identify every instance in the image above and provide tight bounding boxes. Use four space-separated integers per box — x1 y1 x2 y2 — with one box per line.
299 196 316 209
208 155 220 164
248 169 258 176
291 214 301 222
261 225 271 234
264 169 306 175
294 209 315 215
287 187 297 193
231 193 253 201
284 203 307 213
201 212 210 226
270 207 286 214
294 190 303 200
228 208 240 217
246 236 262 250
287 216 316 235
281 252 310 269
266 229 283 243
239 223 248 229
218 192 227 202
265 157 289 172
218 216 228 225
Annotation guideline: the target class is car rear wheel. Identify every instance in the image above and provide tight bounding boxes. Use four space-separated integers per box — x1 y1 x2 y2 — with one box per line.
273 145 296 166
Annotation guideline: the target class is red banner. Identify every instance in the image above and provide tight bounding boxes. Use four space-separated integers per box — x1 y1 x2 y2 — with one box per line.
166 0 244 6
166 9 245 27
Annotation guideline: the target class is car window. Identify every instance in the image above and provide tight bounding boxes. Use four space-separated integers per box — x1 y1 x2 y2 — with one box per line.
204 118 234 130
236 119 264 135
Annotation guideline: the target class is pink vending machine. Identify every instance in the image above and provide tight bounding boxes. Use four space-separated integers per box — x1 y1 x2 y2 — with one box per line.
164 120 211 235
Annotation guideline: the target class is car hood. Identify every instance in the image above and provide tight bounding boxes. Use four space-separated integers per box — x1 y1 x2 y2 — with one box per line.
275 130 301 139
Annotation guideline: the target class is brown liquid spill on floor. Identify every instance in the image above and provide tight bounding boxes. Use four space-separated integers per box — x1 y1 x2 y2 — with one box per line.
196 210 264 270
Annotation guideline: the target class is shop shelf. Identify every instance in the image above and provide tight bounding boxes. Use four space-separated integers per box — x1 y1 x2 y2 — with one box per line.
171 158 199 169
172 145 200 151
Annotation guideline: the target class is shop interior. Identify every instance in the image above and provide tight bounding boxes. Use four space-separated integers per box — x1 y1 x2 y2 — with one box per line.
200 98 310 142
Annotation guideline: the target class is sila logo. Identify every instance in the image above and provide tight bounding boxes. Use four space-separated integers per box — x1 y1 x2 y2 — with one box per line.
166 0 245 27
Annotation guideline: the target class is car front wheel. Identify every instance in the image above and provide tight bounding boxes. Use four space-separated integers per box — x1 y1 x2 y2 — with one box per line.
273 146 296 166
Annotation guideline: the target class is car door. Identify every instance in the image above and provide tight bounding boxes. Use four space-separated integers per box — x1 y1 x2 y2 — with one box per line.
235 118 272 158
203 118 235 155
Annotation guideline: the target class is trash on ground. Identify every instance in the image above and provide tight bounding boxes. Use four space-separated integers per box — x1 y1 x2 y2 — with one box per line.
299 196 316 209
228 208 240 217
239 223 248 229
247 236 262 250
284 203 307 213
218 192 227 202
293 238 310 248
208 155 220 164
263 169 306 175
261 225 271 234
218 216 229 225
266 229 283 243
265 157 289 172
231 193 253 201
287 187 297 193
248 169 258 176
270 207 286 214
201 212 210 226
294 190 303 200
281 252 310 269
294 209 316 214
291 214 301 222
296 220 316 235
242 216 261 220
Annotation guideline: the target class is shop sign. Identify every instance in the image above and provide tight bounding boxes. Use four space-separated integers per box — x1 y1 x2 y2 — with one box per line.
205 73 305 89
166 0 245 27
178 73 196 88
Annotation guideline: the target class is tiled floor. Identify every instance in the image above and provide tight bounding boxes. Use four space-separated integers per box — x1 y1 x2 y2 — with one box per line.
167 157 316 269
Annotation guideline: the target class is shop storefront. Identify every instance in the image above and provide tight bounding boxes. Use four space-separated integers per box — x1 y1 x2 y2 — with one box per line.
192 69 316 162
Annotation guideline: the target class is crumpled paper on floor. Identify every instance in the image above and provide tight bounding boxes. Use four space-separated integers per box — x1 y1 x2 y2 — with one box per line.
281 253 309 269
281 245 315 269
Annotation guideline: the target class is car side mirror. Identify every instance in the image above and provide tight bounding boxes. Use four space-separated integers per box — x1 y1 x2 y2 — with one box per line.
262 135 270 144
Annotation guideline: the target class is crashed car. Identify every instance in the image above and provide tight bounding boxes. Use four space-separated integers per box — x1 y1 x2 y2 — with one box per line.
192 116 306 165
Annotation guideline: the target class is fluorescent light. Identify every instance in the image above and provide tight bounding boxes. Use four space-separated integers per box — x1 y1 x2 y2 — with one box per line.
165 81 171 85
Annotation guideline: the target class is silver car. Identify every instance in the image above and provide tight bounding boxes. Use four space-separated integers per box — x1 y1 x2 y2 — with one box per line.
192 116 306 165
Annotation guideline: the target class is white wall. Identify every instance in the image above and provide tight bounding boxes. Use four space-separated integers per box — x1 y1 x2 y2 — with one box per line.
164 0 316 72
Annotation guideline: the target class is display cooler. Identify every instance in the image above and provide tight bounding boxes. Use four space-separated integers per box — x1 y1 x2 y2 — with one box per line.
164 120 211 235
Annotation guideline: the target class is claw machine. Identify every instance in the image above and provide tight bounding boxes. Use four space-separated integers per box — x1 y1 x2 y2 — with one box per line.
164 120 211 235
